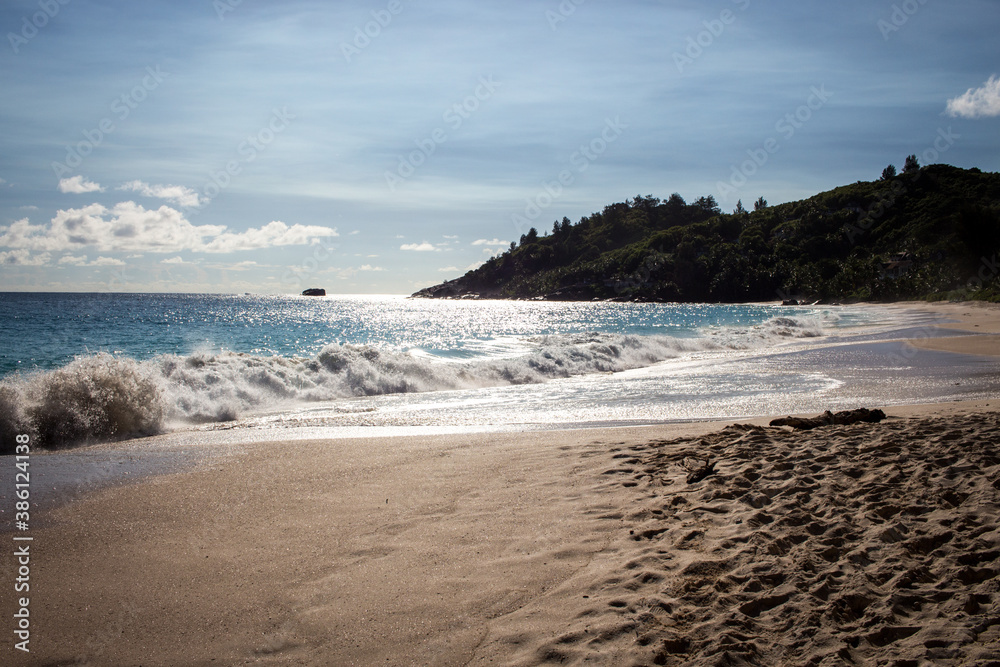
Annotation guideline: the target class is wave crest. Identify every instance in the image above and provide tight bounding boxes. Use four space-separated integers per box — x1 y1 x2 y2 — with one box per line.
0 316 827 450
1 354 163 452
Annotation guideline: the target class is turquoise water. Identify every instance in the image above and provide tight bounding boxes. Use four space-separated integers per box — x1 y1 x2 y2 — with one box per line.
5 292 997 450
0 292 846 375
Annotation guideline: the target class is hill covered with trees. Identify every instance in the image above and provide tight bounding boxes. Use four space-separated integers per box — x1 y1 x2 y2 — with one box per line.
413 163 1000 303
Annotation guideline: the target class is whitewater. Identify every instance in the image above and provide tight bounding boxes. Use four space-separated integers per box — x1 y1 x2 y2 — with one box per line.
2 293 999 449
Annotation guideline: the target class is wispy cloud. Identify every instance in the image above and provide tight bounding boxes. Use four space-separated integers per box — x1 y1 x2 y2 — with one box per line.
358 264 385 271
400 242 438 252
0 204 339 254
161 256 188 264
472 238 508 246
946 75 1000 118
91 256 126 266
118 180 203 207
57 254 125 267
58 176 104 194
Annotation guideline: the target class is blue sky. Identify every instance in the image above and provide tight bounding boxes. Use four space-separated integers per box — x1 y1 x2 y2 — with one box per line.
1 0 998 294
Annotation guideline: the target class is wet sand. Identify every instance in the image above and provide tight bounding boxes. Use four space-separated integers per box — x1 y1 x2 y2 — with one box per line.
892 300 1000 357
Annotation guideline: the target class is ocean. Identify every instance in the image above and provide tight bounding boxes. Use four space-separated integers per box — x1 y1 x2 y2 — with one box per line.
2 292 1000 450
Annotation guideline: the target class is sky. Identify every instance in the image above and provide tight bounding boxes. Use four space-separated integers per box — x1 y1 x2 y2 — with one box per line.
0 0 998 294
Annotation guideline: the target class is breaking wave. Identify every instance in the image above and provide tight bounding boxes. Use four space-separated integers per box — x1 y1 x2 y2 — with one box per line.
0 316 826 450
0 355 163 452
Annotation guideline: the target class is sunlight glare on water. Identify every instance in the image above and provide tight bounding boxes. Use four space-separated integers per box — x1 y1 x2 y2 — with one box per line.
4 292 981 445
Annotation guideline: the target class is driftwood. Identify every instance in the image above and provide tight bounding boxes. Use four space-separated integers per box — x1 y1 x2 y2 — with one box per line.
770 408 886 431
681 457 717 484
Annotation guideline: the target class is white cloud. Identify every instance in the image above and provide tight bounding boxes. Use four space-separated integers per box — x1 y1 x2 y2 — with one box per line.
437 266 460 272
57 254 125 267
206 259 259 271
161 256 187 264
0 204 339 255
358 264 385 271
400 241 438 252
443 235 458 240
0 218 50 248
349 230 361 235
58 176 104 194
946 74 1000 118
118 180 203 208
20 205 38 211
202 220 339 253
0 249 50 266
472 238 508 246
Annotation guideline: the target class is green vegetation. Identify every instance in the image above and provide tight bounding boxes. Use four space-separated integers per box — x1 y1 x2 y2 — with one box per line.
413 164 1000 303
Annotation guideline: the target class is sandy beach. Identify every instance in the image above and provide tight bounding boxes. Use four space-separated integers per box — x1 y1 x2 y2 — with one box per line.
4 302 1000 666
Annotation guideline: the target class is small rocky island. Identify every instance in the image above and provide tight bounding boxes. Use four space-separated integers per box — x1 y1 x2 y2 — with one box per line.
301 288 326 297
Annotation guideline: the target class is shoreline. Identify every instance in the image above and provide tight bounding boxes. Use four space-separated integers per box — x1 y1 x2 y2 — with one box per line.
3 301 1000 664
877 300 1000 357
5 300 999 512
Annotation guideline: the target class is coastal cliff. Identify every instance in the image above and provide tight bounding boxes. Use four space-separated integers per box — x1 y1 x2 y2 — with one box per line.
413 164 1000 303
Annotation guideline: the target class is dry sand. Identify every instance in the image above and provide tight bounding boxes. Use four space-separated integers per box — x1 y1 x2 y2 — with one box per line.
477 402 1000 666
3 302 1000 666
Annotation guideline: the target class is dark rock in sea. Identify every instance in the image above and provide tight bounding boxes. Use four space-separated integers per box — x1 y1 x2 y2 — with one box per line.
301 288 326 297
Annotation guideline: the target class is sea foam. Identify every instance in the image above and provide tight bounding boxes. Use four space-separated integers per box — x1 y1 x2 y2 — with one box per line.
0 316 825 450
0 354 163 451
